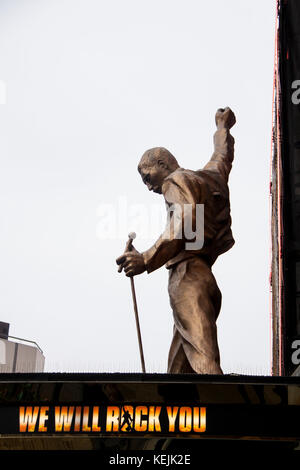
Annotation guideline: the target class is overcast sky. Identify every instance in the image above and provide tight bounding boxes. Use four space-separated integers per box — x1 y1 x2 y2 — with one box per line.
0 0 275 374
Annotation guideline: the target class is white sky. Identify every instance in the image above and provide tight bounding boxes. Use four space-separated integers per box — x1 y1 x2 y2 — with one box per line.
0 0 275 374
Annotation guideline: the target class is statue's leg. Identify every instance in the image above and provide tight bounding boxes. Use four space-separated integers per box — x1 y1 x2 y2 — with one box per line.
167 340 195 373
167 257 223 375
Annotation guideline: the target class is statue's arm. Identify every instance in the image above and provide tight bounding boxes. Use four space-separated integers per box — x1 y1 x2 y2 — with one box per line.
203 107 236 182
142 233 183 274
142 175 197 273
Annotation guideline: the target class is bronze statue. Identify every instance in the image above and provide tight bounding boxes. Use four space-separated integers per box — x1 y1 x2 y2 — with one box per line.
116 107 236 374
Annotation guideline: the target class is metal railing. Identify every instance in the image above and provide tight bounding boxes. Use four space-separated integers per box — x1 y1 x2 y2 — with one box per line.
0 334 43 355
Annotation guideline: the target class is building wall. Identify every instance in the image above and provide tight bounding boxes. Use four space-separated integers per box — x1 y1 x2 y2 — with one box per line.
0 338 44 373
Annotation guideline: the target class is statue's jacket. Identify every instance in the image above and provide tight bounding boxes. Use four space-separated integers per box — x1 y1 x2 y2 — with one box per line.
142 128 235 273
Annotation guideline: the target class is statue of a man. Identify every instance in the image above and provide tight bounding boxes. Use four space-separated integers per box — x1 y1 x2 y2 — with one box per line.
116 107 236 374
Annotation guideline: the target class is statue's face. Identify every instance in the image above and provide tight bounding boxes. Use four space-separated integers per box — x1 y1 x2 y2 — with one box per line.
139 163 168 194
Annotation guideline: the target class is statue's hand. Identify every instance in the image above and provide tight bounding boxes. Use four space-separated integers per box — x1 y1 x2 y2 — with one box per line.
215 107 236 130
116 248 146 277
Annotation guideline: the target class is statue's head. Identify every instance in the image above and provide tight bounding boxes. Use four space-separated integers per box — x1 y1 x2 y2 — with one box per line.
137 147 179 194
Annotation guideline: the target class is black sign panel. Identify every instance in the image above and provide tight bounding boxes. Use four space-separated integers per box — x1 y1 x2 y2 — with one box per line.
0 373 299 441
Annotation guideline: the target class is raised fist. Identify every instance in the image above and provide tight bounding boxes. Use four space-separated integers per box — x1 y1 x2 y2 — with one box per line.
215 107 236 130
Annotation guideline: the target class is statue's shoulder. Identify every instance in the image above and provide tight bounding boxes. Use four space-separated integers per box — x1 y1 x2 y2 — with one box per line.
165 167 201 186
164 167 228 200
